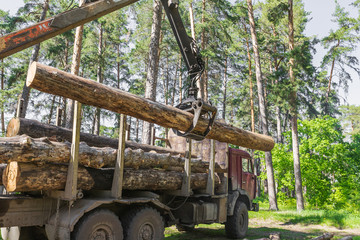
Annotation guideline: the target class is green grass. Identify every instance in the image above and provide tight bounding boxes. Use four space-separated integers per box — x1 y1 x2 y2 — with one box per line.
249 209 360 229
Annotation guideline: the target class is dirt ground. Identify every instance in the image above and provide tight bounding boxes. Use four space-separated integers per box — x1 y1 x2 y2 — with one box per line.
247 218 360 239
165 217 360 239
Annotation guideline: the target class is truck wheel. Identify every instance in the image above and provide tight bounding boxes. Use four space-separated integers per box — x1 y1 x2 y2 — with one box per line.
72 209 123 240
225 201 248 239
122 207 164 240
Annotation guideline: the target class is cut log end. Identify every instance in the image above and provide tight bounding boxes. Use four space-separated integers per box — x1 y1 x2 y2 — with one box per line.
3 162 19 192
26 61 37 87
6 118 20 137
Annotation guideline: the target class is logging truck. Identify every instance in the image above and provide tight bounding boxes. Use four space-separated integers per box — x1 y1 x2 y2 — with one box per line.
0 129 259 240
0 0 273 239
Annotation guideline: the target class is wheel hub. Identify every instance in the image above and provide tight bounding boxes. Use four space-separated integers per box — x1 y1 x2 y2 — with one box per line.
138 223 154 240
91 225 113 240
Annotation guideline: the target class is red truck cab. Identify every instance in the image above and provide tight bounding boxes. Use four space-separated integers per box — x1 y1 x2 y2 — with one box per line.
228 148 258 206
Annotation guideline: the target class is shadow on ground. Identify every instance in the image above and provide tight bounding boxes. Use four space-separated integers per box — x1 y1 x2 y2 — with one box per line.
280 211 347 229
165 226 317 240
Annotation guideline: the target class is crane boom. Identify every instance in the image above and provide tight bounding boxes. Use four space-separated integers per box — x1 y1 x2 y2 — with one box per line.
0 0 139 59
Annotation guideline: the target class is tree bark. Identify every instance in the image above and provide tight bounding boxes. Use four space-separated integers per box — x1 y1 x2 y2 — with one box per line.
244 23 255 133
2 162 221 192
247 0 278 210
178 57 183 103
142 0 162 145
0 135 225 173
272 26 283 143
19 0 49 118
94 23 104 135
222 57 228 120
1 59 4 136
288 0 304 211
26 63 275 151
6 117 196 157
65 0 86 129
47 95 57 124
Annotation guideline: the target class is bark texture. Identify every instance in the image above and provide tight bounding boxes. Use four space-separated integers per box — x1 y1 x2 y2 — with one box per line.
2 162 221 192
247 0 278 210
288 0 304 211
142 0 162 145
26 62 275 151
0 135 225 173
6 117 194 157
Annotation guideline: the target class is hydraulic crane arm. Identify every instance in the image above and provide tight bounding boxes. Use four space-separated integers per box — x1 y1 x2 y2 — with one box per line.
161 0 217 141
0 0 140 59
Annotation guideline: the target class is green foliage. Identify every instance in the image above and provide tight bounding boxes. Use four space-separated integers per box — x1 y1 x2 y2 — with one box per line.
270 116 360 212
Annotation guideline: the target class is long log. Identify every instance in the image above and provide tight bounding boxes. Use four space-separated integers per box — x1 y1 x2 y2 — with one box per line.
0 135 226 173
6 117 196 157
26 62 275 151
2 162 221 192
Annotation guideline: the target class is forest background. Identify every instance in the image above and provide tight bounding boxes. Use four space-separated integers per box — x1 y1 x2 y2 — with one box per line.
1 0 360 213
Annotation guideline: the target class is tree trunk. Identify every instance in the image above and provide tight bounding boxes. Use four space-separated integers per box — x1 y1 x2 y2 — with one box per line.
94 23 104 136
189 2 196 40
0 135 225 173
18 0 49 118
6 117 196 157
247 0 278 210
199 0 207 100
222 57 228 120
142 0 162 145
47 95 57 124
324 40 339 114
244 24 255 133
26 63 275 151
65 0 86 129
2 162 221 192
178 56 183 103
1 59 4 136
288 0 304 211
172 55 179 106
135 118 139 142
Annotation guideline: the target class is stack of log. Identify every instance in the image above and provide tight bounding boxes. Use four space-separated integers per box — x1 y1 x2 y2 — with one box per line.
0 119 224 193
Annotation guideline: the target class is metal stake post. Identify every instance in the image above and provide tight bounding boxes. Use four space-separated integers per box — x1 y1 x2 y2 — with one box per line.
181 138 192 196
111 114 127 199
206 139 215 195
64 101 81 200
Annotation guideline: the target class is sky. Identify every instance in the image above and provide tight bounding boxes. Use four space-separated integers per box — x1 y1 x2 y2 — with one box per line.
1 0 360 106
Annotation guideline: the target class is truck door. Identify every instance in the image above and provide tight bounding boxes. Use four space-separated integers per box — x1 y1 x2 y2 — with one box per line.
241 158 256 200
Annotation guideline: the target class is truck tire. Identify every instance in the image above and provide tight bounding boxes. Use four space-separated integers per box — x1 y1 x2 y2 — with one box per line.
225 201 248 239
122 207 164 240
72 209 123 240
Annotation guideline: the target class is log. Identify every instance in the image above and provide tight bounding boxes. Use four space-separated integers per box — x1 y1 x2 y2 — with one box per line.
26 62 275 151
2 162 221 192
6 117 196 157
0 135 226 173
312 233 334 240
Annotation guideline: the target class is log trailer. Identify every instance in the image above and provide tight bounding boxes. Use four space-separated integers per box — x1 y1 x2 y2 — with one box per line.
0 0 274 239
